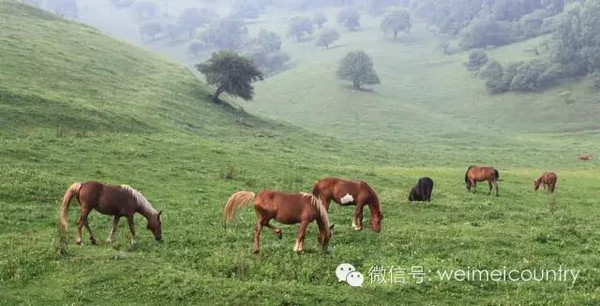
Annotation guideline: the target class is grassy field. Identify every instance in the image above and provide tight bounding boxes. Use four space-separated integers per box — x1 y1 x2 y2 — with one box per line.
2 1 600 305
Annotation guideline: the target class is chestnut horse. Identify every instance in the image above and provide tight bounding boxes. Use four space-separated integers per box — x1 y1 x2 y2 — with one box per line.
224 191 334 254
534 171 557 194
59 181 163 247
465 166 500 196
312 177 383 232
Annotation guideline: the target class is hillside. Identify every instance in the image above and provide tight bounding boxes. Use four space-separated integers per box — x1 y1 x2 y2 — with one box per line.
2 1 600 305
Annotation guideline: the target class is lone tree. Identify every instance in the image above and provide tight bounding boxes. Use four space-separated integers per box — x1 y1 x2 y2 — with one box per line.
315 28 340 49
196 51 264 102
337 8 360 31
380 9 411 39
337 51 380 90
287 16 314 41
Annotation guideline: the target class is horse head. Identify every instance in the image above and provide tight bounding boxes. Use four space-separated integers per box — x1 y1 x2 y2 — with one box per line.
319 224 335 250
146 210 163 241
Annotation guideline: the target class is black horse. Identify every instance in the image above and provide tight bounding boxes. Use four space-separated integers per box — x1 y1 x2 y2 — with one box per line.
408 177 434 202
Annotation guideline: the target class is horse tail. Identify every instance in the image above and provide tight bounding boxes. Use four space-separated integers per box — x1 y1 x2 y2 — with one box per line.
224 191 256 222
59 183 82 231
494 169 501 181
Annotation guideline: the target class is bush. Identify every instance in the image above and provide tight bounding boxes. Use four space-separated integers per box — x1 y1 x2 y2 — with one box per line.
466 49 488 71
459 15 515 49
479 60 508 93
509 60 548 92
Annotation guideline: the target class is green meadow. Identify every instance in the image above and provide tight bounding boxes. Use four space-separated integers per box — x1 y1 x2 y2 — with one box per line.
1 1 600 304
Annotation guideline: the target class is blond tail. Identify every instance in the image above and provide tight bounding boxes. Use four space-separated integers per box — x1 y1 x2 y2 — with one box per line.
59 183 82 231
224 191 256 222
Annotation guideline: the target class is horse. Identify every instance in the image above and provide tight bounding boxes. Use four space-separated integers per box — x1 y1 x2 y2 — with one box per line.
579 154 593 161
465 165 500 196
224 191 334 254
312 177 383 232
534 172 557 194
408 177 434 202
59 181 163 247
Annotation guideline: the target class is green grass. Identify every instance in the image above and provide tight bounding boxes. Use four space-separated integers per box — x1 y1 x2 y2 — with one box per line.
2 1 600 305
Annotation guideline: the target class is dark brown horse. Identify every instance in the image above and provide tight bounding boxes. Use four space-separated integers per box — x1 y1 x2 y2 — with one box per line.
409 177 434 202
224 191 333 254
312 177 383 232
59 181 162 247
465 166 500 196
534 171 557 194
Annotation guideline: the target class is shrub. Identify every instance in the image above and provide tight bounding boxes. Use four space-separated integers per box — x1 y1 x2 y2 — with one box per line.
509 60 548 92
479 60 508 93
466 49 488 71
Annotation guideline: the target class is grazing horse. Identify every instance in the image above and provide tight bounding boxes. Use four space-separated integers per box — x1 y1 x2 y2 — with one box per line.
465 165 500 196
312 177 383 232
534 172 557 194
408 177 434 202
59 181 163 247
579 154 593 161
224 191 334 254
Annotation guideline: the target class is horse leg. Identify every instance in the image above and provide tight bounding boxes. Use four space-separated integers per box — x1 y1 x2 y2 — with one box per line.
487 180 493 195
352 203 365 231
253 223 263 254
106 216 120 243
494 180 499 197
265 222 282 239
75 208 90 245
83 217 96 245
472 181 477 193
322 195 332 211
294 220 309 253
126 215 136 248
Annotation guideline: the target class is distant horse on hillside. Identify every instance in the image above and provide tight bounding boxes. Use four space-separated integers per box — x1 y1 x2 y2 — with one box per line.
408 177 434 202
465 165 500 196
579 154 593 161
534 171 557 194
59 181 163 247
312 177 383 232
224 191 334 254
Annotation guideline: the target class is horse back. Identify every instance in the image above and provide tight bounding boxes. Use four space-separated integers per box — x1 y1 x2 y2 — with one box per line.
257 191 318 224
79 181 135 216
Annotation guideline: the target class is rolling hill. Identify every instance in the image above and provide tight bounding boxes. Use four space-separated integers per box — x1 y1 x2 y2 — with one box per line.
1 1 600 304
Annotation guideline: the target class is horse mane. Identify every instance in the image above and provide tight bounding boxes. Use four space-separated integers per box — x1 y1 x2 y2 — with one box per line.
301 192 329 228
120 185 158 216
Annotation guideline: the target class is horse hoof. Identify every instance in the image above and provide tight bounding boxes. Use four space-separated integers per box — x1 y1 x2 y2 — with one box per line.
252 249 260 254
90 238 96 245
106 239 112 244
75 240 82 245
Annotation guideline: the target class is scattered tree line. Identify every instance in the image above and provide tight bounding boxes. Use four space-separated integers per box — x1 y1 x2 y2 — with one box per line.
473 1 600 94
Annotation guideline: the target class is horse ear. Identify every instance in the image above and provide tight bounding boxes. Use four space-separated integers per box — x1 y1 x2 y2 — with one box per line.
158 210 163 217
329 224 335 229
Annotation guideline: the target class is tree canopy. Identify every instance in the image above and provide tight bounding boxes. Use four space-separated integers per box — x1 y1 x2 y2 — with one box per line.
380 9 411 39
337 50 380 90
287 16 314 41
196 51 264 101
315 28 340 49
337 8 360 31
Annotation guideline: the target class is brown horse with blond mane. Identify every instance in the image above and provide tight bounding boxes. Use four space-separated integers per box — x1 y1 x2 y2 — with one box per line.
534 171 557 194
465 165 500 196
59 181 163 247
312 177 383 232
224 191 333 254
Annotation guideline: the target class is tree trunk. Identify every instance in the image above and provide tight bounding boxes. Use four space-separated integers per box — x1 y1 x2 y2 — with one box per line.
393 31 398 40
353 81 361 90
213 86 225 102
